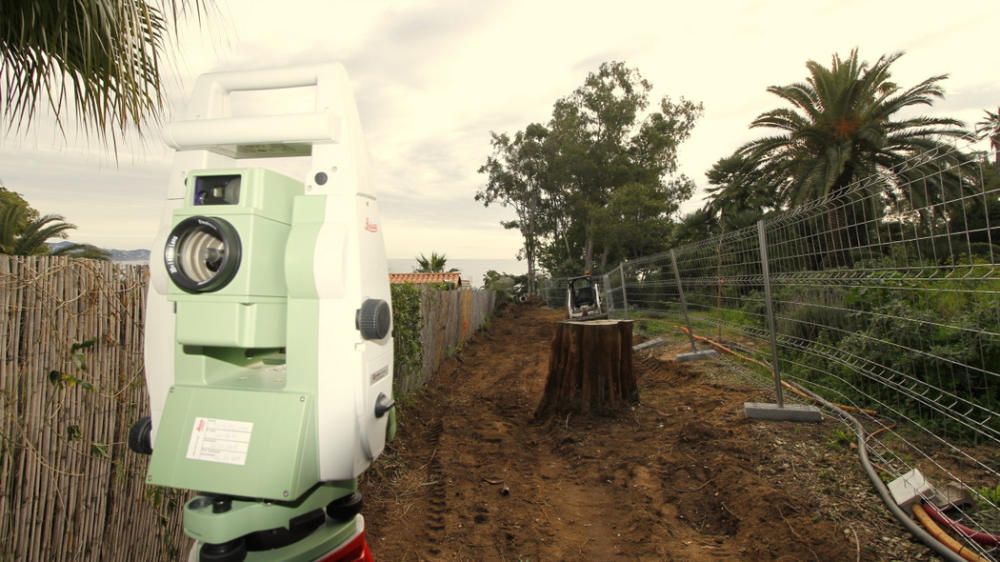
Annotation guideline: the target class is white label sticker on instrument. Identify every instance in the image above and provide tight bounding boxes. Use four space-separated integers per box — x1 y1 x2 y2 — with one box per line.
185 417 253 466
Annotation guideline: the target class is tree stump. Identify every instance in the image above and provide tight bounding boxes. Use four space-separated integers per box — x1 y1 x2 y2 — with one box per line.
535 319 638 418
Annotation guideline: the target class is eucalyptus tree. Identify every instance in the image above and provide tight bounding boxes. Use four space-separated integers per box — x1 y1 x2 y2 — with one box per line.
548 62 701 272
479 61 701 279
1 0 209 143
477 124 552 294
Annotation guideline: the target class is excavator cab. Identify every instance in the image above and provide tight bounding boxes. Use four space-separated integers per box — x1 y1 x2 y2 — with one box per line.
566 276 607 320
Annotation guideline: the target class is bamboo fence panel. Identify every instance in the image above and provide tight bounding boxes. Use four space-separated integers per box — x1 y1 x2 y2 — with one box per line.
0 257 187 562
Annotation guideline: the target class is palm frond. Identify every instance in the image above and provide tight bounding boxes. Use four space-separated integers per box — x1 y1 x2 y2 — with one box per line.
0 0 210 145
12 213 76 255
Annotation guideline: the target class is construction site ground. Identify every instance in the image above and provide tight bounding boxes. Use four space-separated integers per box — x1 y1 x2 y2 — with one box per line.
360 304 937 561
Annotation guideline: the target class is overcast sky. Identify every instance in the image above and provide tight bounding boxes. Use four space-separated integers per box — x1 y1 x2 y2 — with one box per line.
2 0 997 260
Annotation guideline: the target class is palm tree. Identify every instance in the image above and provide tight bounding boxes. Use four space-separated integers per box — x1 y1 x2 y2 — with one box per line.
976 108 1000 169
703 153 779 231
415 252 450 273
0 205 108 259
739 50 972 207
737 50 972 263
1 1 209 143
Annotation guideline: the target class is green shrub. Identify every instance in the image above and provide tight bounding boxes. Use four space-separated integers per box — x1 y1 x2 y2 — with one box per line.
391 284 422 381
782 256 1000 441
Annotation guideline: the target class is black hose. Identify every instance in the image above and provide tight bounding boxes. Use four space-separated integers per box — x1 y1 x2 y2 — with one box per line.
785 381 966 562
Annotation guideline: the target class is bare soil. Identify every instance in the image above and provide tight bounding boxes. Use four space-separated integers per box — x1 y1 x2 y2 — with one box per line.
360 305 938 561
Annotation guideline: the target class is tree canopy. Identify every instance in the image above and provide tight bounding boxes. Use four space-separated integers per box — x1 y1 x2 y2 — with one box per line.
477 61 701 284
734 50 972 207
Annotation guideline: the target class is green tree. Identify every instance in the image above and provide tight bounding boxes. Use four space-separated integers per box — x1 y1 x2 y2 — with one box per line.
1 1 209 143
547 62 701 272
477 124 551 295
0 205 108 258
480 61 701 279
702 153 779 232
592 180 692 264
976 107 1000 169
0 185 40 234
415 252 450 273
670 209 719 248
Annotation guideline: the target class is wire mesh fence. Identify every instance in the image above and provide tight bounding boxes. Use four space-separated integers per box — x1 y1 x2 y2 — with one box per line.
549 145 1000 559
542 277 569 309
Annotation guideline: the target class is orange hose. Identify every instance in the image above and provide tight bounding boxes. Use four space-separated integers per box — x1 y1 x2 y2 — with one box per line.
677 326 878 417
865 424 896 444
912 504 989 562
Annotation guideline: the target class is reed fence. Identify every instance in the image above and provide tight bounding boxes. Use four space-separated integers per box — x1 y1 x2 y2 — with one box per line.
0 257 187 562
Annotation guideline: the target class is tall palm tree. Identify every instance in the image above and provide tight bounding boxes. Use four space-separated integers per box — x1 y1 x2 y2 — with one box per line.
737 50 973 263
1 1 209 143
739 50 972 207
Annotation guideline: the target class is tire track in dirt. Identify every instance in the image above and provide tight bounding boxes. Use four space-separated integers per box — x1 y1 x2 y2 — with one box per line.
423 418 446 556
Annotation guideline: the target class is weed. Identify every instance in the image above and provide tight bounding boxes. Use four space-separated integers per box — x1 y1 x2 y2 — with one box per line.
976 483 1000 509
827 428 854 450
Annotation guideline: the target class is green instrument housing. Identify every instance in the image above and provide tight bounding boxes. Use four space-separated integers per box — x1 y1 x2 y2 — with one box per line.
167 168 303 349
148 167 325 501
147 386 318 500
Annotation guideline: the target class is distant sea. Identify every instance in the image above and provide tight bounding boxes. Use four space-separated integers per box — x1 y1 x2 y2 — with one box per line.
388 258 526 288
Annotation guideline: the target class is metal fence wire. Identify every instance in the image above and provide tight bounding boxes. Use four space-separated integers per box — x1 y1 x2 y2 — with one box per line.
553 144 1000 560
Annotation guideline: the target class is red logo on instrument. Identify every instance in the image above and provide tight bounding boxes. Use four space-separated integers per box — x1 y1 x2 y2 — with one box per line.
365 218 378 233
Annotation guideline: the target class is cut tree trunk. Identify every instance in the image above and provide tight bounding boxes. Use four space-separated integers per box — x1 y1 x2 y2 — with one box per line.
535 319 638 418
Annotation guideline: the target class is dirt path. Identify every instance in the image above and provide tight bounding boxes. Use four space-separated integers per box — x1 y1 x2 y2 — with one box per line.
361 305 936 561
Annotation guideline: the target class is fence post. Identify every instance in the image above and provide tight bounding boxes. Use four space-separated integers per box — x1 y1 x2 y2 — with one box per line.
744 220 821 422
757 219 785 408
670 249 697 353
619 262 629 318
601 273 613 312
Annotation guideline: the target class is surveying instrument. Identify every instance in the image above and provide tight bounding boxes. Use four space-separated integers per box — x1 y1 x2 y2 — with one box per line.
127 64 395 562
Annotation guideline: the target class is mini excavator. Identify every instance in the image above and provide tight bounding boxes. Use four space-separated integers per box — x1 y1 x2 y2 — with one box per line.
566 275 607 320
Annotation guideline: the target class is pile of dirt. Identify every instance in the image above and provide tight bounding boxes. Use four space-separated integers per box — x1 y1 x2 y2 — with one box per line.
360 306 935 561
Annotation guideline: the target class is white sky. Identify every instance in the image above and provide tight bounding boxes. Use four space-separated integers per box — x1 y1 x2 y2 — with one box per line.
1 0 997 259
